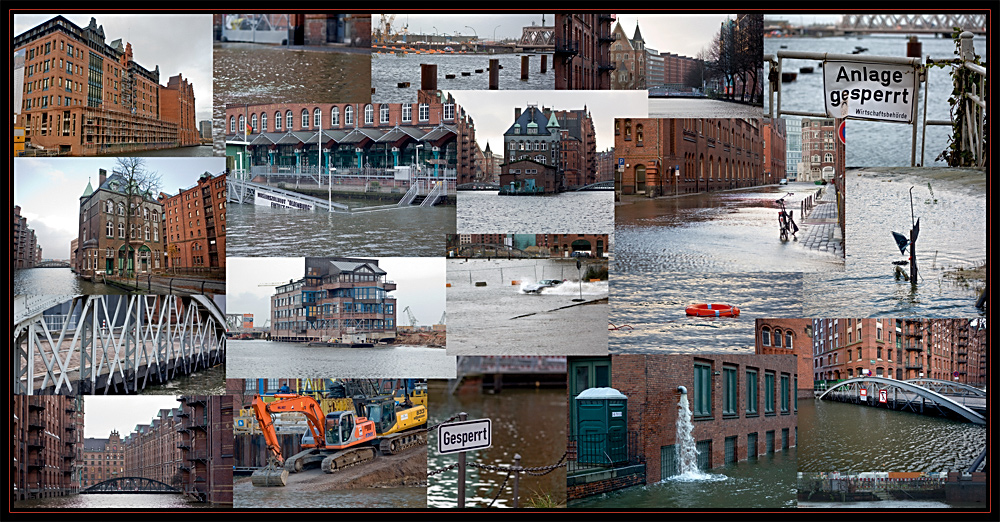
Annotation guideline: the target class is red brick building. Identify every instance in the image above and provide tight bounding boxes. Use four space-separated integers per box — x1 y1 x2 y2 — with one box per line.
80 430 124 488
12 396 84 501
610 21 646 90
536 234 608 257
13 16 199 155
554 14 614 90
763 117 787 184
13 205 40 269
160 74 199 147
615 118 765 196
661 52 703 88
800 117 845 183
124 407 184 487
755 318 814 398
176 396 234 505
568 355 797 499
158 172 227 271
596 148 615 183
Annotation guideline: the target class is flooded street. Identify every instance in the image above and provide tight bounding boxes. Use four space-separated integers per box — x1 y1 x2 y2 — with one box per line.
609 271 804 354
615 182 842 272
797 399 986 472
570 448 796 509
373 53 554 103
14 268 129 295
458 191 614 234
104 145 216 157
227 340 456 378
447 259 608 355
140 363 226 395
648 98 763 119
765 35 988 167
804 169 985 317
235 478 424 509
228 202 455 257
427 381 566 508
13 493 208 509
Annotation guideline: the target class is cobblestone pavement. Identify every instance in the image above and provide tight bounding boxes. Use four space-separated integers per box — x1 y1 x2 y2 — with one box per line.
799 190 844 257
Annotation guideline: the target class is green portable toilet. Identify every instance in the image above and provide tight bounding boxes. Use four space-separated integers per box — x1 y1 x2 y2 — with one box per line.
575 387 628 466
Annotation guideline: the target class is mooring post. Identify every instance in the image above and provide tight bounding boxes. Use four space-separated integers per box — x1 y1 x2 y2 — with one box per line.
909 187 918 284
512 453 521 508
457 411 467 508
421 64 438 91
540 55 547 73
521 55 529 80
489 59 499 90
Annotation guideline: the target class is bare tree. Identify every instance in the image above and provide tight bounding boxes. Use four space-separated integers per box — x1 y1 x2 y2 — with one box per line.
114 157 161 276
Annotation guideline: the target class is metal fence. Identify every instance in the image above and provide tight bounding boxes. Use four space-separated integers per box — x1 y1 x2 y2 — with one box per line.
567 431 642 475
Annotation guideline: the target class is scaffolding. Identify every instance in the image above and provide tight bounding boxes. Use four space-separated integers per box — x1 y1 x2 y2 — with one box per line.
81 106 179 155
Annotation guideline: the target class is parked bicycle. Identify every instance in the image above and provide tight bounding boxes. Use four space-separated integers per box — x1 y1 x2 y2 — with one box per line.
776 193 798 241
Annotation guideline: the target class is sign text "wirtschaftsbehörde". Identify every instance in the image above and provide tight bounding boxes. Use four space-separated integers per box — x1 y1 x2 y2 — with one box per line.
824 61 917 123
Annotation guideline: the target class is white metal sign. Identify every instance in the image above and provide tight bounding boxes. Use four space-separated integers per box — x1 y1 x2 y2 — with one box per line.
254 188 315 210
824 61 917 123
437 418 492 454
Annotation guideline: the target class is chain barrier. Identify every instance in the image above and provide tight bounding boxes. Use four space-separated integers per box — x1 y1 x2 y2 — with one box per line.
424 414 462 433
425 451 569 506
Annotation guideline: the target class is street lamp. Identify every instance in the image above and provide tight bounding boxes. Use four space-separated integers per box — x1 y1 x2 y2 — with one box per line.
493 25 501 43
572 259 585 302
465 26 478 51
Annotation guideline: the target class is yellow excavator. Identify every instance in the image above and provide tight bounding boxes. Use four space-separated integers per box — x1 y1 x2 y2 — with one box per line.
250 394 378 487
353 392 428 455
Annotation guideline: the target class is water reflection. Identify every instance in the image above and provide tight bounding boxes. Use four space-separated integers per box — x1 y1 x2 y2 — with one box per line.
14 268 129 295
373 53 554 103
458 191 614 234
13 493 208 509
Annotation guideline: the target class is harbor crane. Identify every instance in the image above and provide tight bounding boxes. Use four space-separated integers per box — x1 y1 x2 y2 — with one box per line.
402 306 419 327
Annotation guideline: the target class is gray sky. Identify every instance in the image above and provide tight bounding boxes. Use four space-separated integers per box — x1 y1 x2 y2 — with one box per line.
765 15 842 26
13 157 225 260
446 90 647 152
83 396 181 439
378 14 553 41
226 257 446 327
13 14 214 123
614 14 738 59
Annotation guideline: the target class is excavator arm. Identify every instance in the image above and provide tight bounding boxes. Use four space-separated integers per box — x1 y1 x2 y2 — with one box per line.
249 393 329 487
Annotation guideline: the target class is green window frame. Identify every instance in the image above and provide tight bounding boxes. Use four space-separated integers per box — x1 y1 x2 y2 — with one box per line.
780 374 790 414
693 362 712 418
764 372 775 414
745 369 758 415
722 366 737 416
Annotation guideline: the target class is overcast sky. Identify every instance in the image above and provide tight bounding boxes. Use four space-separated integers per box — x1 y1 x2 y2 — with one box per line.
13 14 213 123
446 90 647 152
13 157 225 260
226 257 446 327
614 14 737 59
84 396 181 439
378 14 553 41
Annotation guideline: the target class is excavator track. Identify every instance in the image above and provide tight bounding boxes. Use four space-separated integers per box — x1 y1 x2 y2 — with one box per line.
379 428 428 455
283 448 324 473
321 446 377 473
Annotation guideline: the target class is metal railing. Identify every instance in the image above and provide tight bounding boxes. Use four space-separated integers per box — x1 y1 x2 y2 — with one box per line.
567 431 642 474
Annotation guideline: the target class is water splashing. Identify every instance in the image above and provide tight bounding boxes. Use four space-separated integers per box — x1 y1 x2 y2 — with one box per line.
667 392 726 482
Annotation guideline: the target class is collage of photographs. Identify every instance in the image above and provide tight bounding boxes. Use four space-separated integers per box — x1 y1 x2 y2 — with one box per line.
9 9 990 517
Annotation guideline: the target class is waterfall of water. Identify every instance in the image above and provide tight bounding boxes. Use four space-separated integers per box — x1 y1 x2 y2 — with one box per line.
670 392 726 482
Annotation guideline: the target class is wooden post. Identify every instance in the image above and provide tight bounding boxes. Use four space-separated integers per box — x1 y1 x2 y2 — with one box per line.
540 55 547 73
457 412 467 508
420 64 437 91
909 224 918 284
521 56 529 80
512 454 521 508
489 59 499 90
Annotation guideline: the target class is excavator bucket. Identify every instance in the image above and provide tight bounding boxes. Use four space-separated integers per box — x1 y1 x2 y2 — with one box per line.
250 464 289 487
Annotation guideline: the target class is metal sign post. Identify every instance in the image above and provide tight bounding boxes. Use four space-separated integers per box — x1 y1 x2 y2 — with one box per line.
438 413 492 508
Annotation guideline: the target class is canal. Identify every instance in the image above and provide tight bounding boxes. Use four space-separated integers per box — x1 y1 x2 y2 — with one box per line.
797 399 987 472
447 258 608 355
458 191 614 234
99 145 216 157
226 340 456 379
570 447 797 509
139 362 227 395
227 201 455 257
235 478 425 509
609 271 804 354
14 268 129 295
803 169 985 317
13 493 208 509
648 97 763 119
372 53 554 103
765 34 988 167
427 380 567 508
615 182 843 272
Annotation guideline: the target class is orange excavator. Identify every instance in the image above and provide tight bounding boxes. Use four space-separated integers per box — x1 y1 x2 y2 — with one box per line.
249 393 378 487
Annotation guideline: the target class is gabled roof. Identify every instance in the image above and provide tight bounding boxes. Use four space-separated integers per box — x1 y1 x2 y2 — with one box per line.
329 260 387 276
504 106 552 136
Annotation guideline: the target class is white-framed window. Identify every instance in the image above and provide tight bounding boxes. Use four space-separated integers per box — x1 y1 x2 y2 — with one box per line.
345 106 354 125
331 106 339 126
106 221 113 237
261 113 267 132
380 104 390 124
118 222 125 238
153 227 158 242
301 109 309 128
105 200 114 213
444 103 455 120
418 103 429 122
275 111 282 131
286 111 294 130
229 116 235 133
118 203 125 216
144 225 150 241
314 108 322 127
762 327 772 346
238 115 245 133
402 104 411 122
251 113 257 132
364 104 374 124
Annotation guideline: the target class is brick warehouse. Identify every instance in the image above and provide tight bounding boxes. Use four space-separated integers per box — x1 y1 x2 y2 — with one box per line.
80 430 124 488
175 396 234 505
11 396 85 501
754 318 814 398
614 118 764 196
123 407 184 488
13 16 199 155
13 205 41 269
554 14 614 90
568 354 797 500
158 171 227 272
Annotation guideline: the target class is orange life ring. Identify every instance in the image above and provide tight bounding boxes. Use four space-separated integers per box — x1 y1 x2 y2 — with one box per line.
685 303 740 317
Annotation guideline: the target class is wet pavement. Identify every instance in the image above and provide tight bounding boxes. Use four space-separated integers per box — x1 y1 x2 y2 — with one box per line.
458 190 614 234
648 97 763 119
615 182 843 272
227 340 456 378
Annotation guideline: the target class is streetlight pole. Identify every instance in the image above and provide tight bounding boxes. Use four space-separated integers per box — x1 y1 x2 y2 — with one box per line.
493 25 501 43
465 26 478 52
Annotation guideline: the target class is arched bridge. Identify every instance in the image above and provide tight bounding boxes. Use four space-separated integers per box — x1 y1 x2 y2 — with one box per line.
35 260 72 268
573 180 614 191
904 378 986 397
450 243 534 258
81 477 180 494
818 377 985 425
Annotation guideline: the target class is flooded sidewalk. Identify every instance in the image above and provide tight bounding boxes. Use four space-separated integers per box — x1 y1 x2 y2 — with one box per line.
798 187 844 257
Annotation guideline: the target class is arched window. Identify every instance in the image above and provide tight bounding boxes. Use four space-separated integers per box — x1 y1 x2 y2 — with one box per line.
144 225 150 241
824 153 834 163
105 200 113 213
380 104 390 124
762 327 771 346
143 208 149 220
314 108 322 128
636 124 643 145
261 112 267 132
229 116 235 133
364 104 374 124
301 109 309 128
331 106 340 126
238 115 245 134
117 203 125 216
774 329 782 347
118 222 125 238
785 331 793 349
106 221 113 237
344 106 354 125
286 111 294 130
251 113 257 132
275 111 282 131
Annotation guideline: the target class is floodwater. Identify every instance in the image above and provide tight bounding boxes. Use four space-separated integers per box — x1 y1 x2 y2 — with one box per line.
12 493 208 509
227 340 456 378
372 53 554 103
609 271 804 353
615 182 843 272
140 363 227 395
234 481 424 509
447 259 608 355
228 201 455 257
648 97 764 119
570 447 797 509
797 399 987 472
458 191 614 234
107 145 216 157
804 169 985 317
14 268 129 295
800 500 978 509
764 34 988 167
427 381 567 508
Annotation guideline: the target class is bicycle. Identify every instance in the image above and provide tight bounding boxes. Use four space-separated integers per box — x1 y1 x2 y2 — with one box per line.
776 193 799 241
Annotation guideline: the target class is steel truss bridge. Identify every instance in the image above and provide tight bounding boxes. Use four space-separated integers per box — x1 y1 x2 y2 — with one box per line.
838 15 986 35
13 295 226 395
81 477 180 494
818 376 985 425
34 260 72 268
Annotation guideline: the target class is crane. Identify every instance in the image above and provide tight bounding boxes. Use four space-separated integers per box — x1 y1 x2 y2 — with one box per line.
402 306 418 327
438 311 446 325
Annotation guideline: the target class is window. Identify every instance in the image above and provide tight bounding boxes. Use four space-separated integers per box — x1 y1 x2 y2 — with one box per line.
261 112 267 132
274 112 282 131
745 369 758 415
785 331 793 349
402 104 411 122
251 113 257 132
345 106 354 125
118 222 125 238
286 111 294 130
144 225 150 241
106 221 113 237
314 108 322 127
301 109 309 128
418 103 429 122
363 103 374 124
444 103 455 120
780 374 790 413
636 124 644 145
379 104 390 124
722 366 737 416
693 362 712 417
764 372 775 414
229 116 235 133
761 327 771 346
774 330 782 348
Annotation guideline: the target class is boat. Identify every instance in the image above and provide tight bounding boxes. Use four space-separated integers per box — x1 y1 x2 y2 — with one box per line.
685 303 740 317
